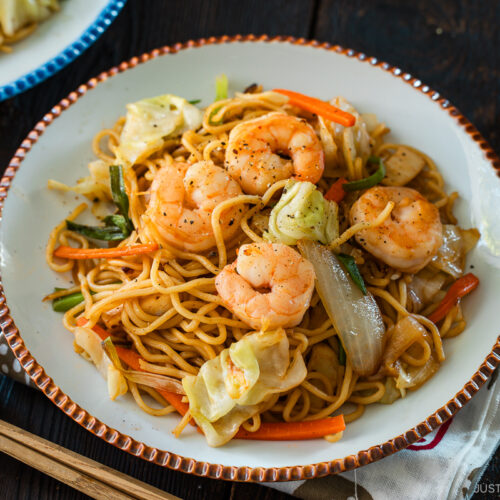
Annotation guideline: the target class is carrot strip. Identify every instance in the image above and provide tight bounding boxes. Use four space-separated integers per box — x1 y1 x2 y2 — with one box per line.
428 273 479 324
235 415 345 440
76 317 190 415
273 89 356 127
54 243 158 260
324 177 348 203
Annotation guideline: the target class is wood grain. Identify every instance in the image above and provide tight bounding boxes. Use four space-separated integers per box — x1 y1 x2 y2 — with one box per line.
0 434 137 500
0 419 180 500
0 0 498 499
314 0 500 151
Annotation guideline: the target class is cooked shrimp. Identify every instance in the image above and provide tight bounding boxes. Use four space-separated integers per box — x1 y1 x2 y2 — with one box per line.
215 242 315 330
350 186 443 273
225 112 324 195
144 160 244 252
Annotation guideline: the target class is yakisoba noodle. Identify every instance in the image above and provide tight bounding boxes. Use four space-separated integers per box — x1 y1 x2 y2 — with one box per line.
46 84 479 446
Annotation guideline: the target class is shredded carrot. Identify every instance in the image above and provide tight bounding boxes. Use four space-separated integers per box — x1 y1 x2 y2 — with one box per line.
76 317 190 415
428 273 479 324
273 89 356 127
235 415 345 441
54 243 158 260
76 316 90 328
324 177 348 203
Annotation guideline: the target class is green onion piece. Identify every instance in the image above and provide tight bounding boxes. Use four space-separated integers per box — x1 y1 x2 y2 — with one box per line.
102 337 124 370
65 166 134 242
215 73 228 101
188 99 201 105
209 75 229 125
208 106 222 126
338 340 346 366
52 290 95 312
109 165 133 231
342 156 386 192
103 214 131 236
66 220 126 241
337 253 368 295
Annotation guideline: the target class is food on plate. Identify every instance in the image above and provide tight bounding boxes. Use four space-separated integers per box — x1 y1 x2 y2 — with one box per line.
0 0 60 53
45 77 480 446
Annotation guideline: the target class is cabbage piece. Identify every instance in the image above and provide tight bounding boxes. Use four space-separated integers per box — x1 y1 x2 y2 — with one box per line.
307 344 339 408
73 326 128 400
48 159 113 201
432 225 480 278
307 344 338 382
117 94 203 165
266 180 339 245
379 377 401 404
182 329 307 447
319 98 378 176
0 0 59 37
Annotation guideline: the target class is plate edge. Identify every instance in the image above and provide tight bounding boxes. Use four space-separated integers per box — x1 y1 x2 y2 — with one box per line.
0 34 499 482
0 0 127 101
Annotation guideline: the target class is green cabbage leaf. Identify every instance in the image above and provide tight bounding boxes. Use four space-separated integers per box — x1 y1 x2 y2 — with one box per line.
266 180 339 245
117 94 202 165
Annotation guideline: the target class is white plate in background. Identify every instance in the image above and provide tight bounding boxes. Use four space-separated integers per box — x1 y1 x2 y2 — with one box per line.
0 0 126 101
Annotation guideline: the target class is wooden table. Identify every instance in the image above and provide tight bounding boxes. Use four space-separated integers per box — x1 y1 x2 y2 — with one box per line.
0 1 498 498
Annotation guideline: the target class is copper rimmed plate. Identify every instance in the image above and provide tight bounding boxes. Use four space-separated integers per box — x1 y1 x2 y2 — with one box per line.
0 36 499 481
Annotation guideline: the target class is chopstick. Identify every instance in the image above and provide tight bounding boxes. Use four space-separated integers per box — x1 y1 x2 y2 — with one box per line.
0 419 181 500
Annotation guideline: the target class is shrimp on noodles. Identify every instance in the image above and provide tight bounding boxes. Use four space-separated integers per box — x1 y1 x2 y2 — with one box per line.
143 160 244 252
225 112 324 195
215 242 315 330
350 186 443 273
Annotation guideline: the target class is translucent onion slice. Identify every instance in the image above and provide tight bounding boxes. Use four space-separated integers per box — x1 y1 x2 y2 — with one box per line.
298 240 385 376
123 370 185 395
102 337 185 394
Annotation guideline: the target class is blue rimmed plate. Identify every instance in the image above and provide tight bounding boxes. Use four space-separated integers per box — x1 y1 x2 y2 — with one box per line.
0 0 126 102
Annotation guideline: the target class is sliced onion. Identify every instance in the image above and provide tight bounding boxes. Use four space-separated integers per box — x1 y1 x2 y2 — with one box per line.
407 269 447 312
396 356 439 390
298 240 385 376
381 316 426 373
102 337 185 394
123 370 185 394
432 225 480 278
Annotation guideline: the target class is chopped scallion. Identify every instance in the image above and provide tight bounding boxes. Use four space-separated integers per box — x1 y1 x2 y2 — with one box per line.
215 73 228 101
52 289 95 312
66 166 134 241
337 253 367 295
342 156 386 192
338 341 346 366
65 220 126 241
109 165 133 231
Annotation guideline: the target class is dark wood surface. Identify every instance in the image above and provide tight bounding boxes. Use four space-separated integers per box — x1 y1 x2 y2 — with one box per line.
0 1 499 498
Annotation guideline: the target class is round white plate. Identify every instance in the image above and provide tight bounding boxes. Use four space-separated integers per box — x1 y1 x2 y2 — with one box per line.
0 0 126 101
1 38 499 477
